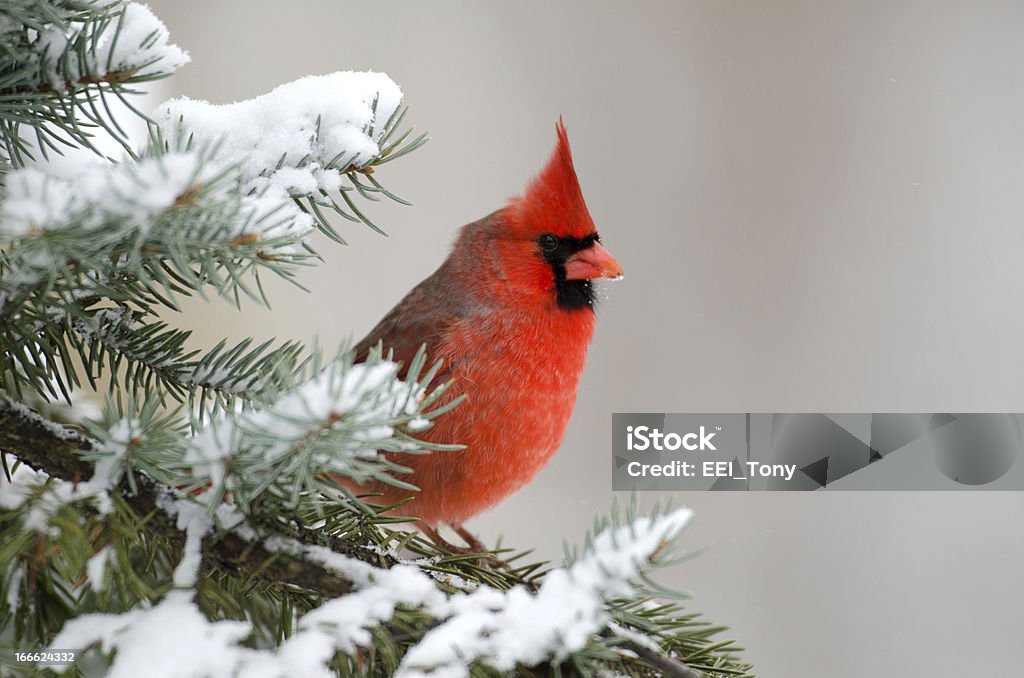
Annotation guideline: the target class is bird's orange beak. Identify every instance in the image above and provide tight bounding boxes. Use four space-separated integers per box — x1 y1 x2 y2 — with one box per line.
564 241 623 281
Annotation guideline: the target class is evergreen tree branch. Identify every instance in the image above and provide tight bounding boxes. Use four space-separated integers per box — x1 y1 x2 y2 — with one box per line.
0 2 189 165
0 291 311 415
0 147 316 316
599 627 703 678
152 73 425 240
0 400 364 598
2 111 425 411
0 401 749 677
0 400 91 480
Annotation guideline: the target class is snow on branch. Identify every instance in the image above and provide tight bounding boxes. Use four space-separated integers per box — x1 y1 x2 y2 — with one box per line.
47 508 693 678
0 403 139 530
154 72 401 196
0 147 316 335
2 152 214 236
1 395 720 676
398 508 694 676
181 357 447 513
3 347 448 537
1 71 424 330
51 591 253 678
31 3 188 89
152 71 426 237
1 149 311 244
0 2 189 163
0 397 366 602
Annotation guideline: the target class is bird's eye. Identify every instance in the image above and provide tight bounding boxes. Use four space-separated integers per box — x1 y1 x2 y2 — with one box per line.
538 234 559 253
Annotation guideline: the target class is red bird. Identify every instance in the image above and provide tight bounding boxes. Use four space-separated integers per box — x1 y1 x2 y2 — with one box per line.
350 121 622 551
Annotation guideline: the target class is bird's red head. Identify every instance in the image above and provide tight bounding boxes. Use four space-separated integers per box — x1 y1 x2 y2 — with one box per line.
488 119 623 310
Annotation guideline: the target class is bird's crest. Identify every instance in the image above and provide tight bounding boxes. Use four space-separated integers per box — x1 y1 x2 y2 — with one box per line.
509 118 596 239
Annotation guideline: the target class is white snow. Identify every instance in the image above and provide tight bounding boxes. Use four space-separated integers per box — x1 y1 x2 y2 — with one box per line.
182 419 237 488
0 462 48 511
150 490 218 588
185 360 421 487
47 507 691 677
11 434 128 532
234 184 315 248
0 152 211 237
2 71 401 253
0 169 75 237
86 547 113 593
0 150 314 249
170 501 211 588
21 477 113 532
155 487 254 542
407 416 432 432
397 508 694 677
48 534 438 678
265 537 445 653
32 3 188 90
5 562 24 611
301 566 442 651
51 591 252 678
256 510 694 678
105 4 189 77
89 417 138 487
152 71 402 201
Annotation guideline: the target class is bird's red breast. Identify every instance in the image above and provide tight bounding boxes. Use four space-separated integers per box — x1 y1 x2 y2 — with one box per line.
349 120 621 526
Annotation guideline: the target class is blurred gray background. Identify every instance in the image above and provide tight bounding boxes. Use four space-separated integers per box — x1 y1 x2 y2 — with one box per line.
143 2 1024 676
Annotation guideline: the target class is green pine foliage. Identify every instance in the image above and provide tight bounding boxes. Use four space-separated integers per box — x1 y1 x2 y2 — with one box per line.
0 2 754 676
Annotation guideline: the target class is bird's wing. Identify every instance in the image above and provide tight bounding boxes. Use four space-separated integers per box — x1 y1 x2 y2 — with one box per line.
350 270 468 386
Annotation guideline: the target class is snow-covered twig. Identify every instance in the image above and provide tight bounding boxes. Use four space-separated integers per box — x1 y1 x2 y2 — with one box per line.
31 3 188 90
0 149 313 248
0 398 373 598
153 72 401 197
44 501 694 678
397 509 693 677
0 2 189 163
1 398 723 677
152 70 426 238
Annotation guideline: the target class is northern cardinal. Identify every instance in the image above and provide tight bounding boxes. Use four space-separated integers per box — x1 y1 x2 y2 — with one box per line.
350 120 622 551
